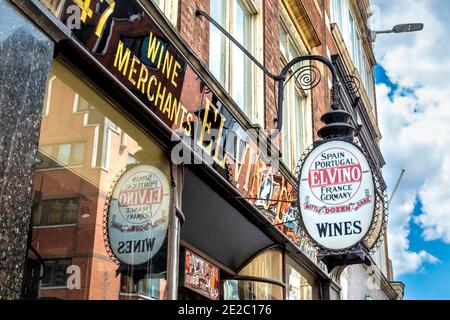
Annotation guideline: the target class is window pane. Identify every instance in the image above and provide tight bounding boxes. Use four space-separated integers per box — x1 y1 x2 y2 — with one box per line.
286 256 316 300
46 200 64 225
23 61 171 300
288 41 299 62
77 96 90 112
223 280 283 300
280 25 288 59
348 13 355 61
54 260 70 287
332 0 343 30
42 261 55 287
209 0 226 85
232 0 252 115
286 265 312 300
70 142 85 166
282 89 291 168
57 144 71 166
239 249 283 282
294 89 304 163
63 199 79 224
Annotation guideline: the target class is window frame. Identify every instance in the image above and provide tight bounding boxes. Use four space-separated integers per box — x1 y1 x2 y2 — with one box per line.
153 0 179 28
209 0 264 125
40 258 72 289
330 0 376 110
285 255 319 300
278 13 313 172
37 141 87 170
34 197 80 227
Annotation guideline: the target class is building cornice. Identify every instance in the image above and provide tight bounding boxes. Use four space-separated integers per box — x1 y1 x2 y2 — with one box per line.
282 0 321 52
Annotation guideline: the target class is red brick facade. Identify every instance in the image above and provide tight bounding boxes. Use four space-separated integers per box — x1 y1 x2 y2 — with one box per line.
263 0 281 133
178 0 211 65
177 0 331 151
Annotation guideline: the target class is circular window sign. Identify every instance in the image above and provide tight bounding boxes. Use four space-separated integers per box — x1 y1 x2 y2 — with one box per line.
106 165 170 265
298 140 375 251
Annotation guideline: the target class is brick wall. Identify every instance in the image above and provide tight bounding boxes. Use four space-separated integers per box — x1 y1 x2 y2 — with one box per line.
178 0 210 65
176 0 333 143
263 0 280 135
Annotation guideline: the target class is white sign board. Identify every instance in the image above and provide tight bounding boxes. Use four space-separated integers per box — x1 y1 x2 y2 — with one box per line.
299 141 375 250
107 165 170 265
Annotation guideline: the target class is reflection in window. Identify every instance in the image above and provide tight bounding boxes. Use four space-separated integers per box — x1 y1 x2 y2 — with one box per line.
223 280 283 300
38 142 86 169
22 61 170 300
224 248 284 300
120 273 167 300
286 265 312 300
285 256 316 300
239 248 283 282
75 95 92 113
41 259 72 288
39 0 64 16
209 0 227 85
232 0 252 112
34 198 79 226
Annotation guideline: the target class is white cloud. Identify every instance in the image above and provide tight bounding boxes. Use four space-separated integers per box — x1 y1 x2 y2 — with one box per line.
372 0 450 276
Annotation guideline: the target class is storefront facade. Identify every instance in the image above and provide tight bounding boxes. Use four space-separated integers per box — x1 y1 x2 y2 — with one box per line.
0 0 401 300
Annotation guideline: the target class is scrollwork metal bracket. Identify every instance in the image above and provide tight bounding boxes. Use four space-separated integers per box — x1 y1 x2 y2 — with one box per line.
196 10 361 139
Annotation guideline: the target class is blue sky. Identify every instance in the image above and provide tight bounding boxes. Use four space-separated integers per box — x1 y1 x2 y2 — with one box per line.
372 0 450 300
401 202 450 300
398 199 450 300
375 55 450 300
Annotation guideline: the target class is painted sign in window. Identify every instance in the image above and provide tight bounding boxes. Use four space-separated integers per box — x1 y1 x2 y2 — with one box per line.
106 165 170 266
184 250 220 300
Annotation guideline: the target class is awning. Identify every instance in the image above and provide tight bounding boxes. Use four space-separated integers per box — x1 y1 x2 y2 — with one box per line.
181 167 275 272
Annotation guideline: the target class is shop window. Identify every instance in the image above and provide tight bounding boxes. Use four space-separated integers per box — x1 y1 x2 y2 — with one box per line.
209 0 264 124
239 248 283 282
22 60 171 300
120 273 166 300
223 248 284 300
224 280 283 300
285 256 317 300
279 17 312 172
41 259 72 288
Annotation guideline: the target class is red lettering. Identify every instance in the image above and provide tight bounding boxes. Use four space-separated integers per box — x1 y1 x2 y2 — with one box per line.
308 164 362 188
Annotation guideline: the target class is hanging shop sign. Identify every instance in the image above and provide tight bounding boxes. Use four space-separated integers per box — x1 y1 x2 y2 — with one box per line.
106 165 170 265
184 250 220 300
298 140 375 251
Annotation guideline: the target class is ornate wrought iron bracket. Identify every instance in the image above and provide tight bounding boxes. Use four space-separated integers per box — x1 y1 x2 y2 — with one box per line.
196 10 360 140
317 243 372 273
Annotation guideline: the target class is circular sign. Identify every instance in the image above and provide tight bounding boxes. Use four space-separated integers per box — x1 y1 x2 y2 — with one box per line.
298 140 375 250
107 165 170 265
